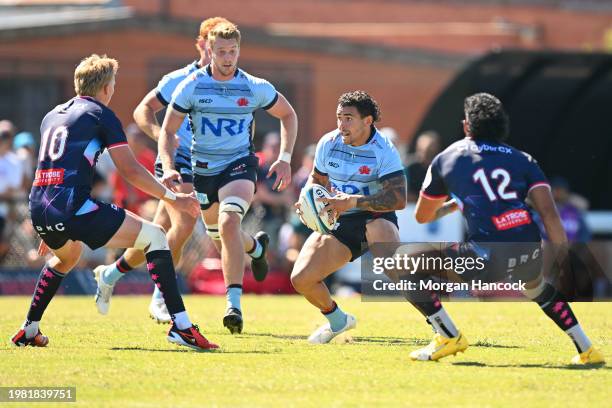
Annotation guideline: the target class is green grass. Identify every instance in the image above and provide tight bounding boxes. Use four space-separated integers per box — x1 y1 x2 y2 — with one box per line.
0 295 610 407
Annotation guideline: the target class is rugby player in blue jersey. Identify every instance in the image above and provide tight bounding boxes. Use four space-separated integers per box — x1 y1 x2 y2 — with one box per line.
292 91 408 343
11 54 218 351
92 17 240 324
159 22 298 333
411 93 603 364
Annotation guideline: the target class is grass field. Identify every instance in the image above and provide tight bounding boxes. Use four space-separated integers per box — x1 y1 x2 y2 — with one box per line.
0 295 610 407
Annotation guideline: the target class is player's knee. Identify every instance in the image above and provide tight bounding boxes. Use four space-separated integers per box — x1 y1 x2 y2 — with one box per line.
133 222 169 253
290 267 314 293
218 212 241 236
290 270 306 292
170 218 194 242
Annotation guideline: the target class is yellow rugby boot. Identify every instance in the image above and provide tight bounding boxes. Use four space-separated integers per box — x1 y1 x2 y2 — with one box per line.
410 332 468 361
570 346 605 365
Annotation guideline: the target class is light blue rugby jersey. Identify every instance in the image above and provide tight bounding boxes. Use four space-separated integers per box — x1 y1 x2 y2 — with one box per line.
314 128 404 215
155 61 201 166
170 65 278 175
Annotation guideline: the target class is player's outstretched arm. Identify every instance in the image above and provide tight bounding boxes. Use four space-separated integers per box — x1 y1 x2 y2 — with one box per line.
108 145 199 218
158 107 186 189
529 185 568 244
265 93 298 191
133 89 165 141
414 197 458 224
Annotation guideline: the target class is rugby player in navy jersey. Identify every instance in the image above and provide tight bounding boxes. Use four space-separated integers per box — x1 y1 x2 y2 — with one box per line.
10 54 218 351
92 17 240 324
411 93 603 364
159 22 298 334
292 91 407 343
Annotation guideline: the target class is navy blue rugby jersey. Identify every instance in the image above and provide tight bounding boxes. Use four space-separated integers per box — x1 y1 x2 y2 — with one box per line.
421 138 549 242
30 96 127 223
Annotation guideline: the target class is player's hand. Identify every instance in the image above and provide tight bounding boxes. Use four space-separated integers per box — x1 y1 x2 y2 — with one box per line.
267 160 292 191
37 240 50 257
161 169 182 191
168 192 200 218
294 201 307 225
317 192 357 217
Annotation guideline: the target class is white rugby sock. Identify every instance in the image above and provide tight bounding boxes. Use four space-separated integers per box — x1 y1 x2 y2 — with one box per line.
428 308 459 338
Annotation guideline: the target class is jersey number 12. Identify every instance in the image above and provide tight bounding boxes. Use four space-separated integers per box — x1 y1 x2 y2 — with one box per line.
473 167 517 201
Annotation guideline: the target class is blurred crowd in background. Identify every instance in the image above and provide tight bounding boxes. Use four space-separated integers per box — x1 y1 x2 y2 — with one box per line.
0 116 604 296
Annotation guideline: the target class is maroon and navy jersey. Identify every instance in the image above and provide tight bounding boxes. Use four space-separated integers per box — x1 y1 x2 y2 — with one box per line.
421 138 549 242
29 96 127 224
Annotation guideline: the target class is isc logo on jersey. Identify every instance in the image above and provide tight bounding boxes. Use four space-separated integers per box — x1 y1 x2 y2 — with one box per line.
202 118 246 136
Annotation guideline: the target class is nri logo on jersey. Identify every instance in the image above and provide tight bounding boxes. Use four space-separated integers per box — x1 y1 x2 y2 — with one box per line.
202 118 246 136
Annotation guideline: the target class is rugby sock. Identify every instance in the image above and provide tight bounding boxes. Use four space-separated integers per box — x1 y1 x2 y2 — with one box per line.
566 325 592 353
172 311 191 330
152 285 164 301
21 319 40 339
405 290 443 317
26 266 65 322
322 302 348 332
403 291 459 337
533 283 590 353
102 256 132 285
247 237 263 259
145 250 187 318
428 308 459 338
226 284 243 310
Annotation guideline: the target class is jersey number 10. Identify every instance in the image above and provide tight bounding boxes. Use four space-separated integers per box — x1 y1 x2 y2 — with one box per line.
39 126 68 162
473 167 517 201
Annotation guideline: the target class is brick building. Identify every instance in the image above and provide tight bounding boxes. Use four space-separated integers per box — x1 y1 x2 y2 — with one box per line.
1 0 611 151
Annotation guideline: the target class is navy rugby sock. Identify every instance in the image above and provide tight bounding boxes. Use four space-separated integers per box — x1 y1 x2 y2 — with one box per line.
26 266 66 322
145 250 187 318
534 283 591 353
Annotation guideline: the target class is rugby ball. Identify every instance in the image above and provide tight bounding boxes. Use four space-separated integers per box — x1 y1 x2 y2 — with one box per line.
298 185 337 234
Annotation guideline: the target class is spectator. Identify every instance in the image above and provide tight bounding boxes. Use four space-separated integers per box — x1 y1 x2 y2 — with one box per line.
535 177 591 243
279 144 316 266
292 143 316 194
253 131 294 252
405 130 441 202
13 131 36 193
0 125 23 260
0 120 17 140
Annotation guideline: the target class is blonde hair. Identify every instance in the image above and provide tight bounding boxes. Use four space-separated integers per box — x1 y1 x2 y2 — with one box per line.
208 22 241 47
74 54 118 97
196 16 231 51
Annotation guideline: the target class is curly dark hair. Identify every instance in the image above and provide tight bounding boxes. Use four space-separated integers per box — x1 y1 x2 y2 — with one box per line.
464 93 509 142
338 91 381 123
